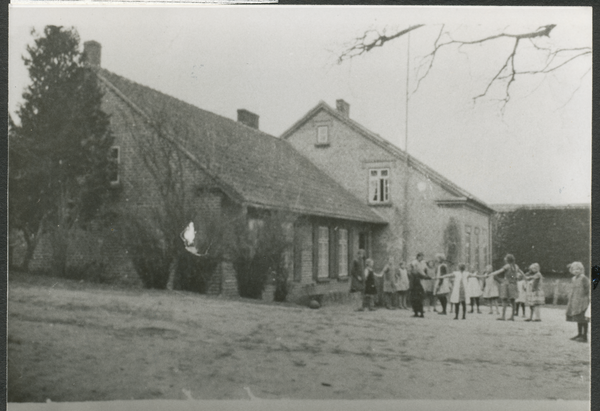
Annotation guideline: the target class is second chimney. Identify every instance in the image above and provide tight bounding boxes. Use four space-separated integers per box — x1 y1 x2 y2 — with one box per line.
83 40 102 67
336 99 350 118
237 109 259 130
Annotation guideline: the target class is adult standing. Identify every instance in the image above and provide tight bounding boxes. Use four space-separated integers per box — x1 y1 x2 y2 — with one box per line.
382 257 397 309
363 258 377 311
350 249 366 311
423 261 436 312
489 254 523 321
409 252 430 318
433 253 451 315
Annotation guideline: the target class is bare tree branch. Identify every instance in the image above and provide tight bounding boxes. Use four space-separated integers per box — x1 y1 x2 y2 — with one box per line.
337 24 425 64
414 24 445 94
338 23 591 110
555 65 592 111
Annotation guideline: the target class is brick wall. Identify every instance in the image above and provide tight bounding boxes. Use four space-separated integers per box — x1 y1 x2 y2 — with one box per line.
30 76 234 289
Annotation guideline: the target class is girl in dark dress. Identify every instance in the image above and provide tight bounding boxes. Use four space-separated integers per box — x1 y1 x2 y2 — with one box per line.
489 254 523 321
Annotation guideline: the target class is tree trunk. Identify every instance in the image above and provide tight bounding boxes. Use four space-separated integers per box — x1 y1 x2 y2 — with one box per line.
20 220 46 272
166 255 179 290
50 227 69 277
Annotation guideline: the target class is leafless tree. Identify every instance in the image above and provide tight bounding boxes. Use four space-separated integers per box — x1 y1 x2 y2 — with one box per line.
123 108 228 290
338 24 591 110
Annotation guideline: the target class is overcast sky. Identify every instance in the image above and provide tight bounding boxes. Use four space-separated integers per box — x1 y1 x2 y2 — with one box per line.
8 5 592 205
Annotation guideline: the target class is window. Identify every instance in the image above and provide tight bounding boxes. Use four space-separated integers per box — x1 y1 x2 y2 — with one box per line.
358 231 370 256
282 222 294 278
248 218 265 248
318 226 329 278
358 232 367 251
338 229 348 277
474 228 480 271
482 229 488 266
316 126 329 145
293 224 303 282
110 146 120 184
369 168 390 204
465 225 471 268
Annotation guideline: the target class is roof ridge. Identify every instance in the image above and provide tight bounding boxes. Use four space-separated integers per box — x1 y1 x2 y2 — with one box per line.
96 67 281 141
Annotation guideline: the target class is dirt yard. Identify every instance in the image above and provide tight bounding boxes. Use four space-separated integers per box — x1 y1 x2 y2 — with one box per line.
7 272 590 403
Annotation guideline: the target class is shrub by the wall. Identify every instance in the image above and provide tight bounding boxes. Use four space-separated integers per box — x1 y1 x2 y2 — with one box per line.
121 217 171 289
174 251 220 294
231 210 293 300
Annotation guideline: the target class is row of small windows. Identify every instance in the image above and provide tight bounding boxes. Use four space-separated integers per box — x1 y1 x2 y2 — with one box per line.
249 218 357 283
317 226 349 279
464 225 488 271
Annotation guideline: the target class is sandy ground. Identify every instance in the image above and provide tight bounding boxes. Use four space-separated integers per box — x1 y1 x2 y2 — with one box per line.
7 273 590 403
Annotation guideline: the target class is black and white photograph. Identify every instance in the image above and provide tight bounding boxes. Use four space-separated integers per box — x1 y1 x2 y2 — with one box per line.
7 5 592 410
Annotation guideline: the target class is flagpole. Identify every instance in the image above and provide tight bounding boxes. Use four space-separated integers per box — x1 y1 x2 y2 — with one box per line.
405 31 410 158
403 31 411 263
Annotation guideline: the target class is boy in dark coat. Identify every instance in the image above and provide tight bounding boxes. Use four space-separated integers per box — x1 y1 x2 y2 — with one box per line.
363 258 377 311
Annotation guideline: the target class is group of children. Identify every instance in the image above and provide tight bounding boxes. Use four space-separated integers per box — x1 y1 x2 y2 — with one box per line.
350 250 591 342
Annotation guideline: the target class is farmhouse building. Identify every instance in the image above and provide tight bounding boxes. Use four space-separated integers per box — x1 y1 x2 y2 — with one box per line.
30 42 386 301
281 100 495 272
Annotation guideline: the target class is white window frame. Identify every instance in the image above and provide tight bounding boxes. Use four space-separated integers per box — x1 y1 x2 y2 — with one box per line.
110 146 120 185
368 168 390 204
248 218 265 248
316 126 329 145
338 228 348 277
317 226 329 278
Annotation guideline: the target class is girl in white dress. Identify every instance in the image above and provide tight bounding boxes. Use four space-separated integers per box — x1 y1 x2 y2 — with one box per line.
439 263 471 320
515 274 528 318
482 265 500 314
467 269 484 314
396 261 410 309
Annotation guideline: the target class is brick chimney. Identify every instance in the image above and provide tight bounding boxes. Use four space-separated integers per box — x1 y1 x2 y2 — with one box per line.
83 41 101 67
237 109 259 130
336 99 350 118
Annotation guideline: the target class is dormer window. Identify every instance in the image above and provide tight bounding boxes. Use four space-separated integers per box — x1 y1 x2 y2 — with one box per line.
316 126 329 146
368 168 390 204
